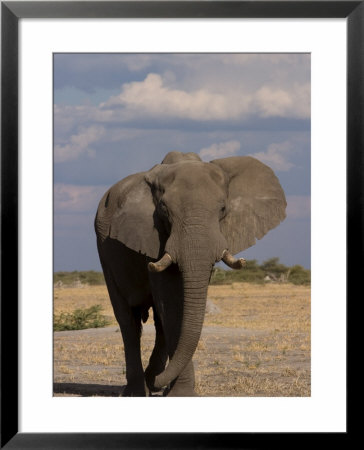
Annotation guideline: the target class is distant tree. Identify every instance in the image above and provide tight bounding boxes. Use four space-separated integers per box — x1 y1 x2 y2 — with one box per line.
260 257 289 278
288 265 311 285
54 271 105 286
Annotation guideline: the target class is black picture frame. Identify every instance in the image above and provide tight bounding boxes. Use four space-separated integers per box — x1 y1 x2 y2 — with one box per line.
1 1 359 448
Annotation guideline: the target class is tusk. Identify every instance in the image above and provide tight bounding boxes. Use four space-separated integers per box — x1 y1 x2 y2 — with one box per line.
221 249 246 270
148 253 173 273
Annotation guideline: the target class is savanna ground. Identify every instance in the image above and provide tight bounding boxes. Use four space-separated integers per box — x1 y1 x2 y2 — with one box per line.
54 282 310 397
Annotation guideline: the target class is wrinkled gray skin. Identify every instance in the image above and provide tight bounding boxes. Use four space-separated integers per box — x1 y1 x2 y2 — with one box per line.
95 151 286 396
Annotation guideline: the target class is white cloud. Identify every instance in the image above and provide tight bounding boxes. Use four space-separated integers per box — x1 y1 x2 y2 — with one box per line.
286 195 311 219
54 104 114 135
199 140 241 161
253 83 310 119
54 184 108 213
54 125 105 163
254 86 293 117
101 73 239 121
54 66 310 163
99 73 310 122
250 141 295 171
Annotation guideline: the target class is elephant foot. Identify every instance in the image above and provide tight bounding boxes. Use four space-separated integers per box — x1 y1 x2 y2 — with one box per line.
163 360 197 397
122 381 146 397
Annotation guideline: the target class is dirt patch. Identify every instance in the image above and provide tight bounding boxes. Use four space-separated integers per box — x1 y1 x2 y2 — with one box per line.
54 283 310 397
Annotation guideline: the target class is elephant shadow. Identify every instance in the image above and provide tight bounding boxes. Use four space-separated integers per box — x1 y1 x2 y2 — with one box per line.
53 382 163 397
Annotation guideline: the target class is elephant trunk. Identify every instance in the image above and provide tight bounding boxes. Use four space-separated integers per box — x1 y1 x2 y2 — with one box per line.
153 233 214 390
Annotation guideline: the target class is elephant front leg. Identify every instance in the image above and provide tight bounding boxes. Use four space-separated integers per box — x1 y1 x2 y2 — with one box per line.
105 270 146 396
120 313 146 397
120 305 151 397
164 360 197 397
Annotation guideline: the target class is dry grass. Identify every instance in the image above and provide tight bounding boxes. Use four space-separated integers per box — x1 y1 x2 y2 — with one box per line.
54 282 310 396
205 282 310 332
54 286 116 323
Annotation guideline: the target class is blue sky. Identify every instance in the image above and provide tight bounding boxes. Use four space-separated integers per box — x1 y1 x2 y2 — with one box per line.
54 53 310 271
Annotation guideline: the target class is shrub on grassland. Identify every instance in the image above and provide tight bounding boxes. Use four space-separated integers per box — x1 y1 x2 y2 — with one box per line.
210 258 310 286
54 271 105 286
54 304 110 331
287 265 311 285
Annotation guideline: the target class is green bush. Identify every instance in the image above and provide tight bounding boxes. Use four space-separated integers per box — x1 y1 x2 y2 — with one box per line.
239 259 265 283
54 304 111 331
210 267 228 284
260 257 289 279
54 271 105 286
210 261 265 285
288 265 311 285
210 258 310 286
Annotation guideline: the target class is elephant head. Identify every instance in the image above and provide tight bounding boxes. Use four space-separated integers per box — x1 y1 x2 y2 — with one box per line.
97 151 286 390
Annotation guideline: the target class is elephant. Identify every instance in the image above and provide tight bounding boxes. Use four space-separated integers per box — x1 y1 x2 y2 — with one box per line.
95 151 286 396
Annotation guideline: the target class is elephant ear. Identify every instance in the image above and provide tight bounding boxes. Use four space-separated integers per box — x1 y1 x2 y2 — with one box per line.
211 156 287 255
96 171 163 259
